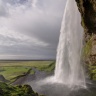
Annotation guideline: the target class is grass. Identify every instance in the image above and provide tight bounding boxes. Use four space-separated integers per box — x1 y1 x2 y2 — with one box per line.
0 67 33 80
0 61 53 67
38 61 55 72
0 61 55 81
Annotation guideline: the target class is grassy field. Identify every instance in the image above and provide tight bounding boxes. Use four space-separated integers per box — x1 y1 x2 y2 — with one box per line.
0 61 55 80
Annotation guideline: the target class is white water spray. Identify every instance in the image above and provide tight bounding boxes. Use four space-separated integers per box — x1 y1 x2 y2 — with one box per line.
54 0 86 88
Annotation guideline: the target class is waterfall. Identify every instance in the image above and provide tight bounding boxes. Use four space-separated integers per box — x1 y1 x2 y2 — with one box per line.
54 0 86 88
36 0 86 89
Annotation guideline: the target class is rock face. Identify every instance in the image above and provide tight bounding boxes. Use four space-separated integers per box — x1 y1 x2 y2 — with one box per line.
75 0 96 80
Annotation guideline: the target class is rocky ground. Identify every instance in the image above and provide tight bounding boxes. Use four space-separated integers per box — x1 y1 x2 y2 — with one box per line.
12 68 53 85
0 67 53 96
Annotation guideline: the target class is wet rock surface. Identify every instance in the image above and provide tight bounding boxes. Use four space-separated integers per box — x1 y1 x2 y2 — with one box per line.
75 0 96 80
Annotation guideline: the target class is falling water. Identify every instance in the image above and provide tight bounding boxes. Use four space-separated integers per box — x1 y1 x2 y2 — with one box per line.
54 0 86 88
33 0 86 91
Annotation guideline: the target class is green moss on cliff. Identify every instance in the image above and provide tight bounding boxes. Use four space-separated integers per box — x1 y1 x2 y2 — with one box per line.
88 65 96 80
83 37 93 58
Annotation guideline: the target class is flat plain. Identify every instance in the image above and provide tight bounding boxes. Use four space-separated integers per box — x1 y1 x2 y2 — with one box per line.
0 60 55 80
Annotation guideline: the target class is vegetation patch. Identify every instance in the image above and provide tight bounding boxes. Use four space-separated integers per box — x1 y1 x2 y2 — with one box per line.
88 64 96 80
0 82 44 96
36 61 55 72
83 36 93 58
0 61 55 81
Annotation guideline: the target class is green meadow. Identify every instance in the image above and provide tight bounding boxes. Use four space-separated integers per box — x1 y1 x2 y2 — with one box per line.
0 61 55 80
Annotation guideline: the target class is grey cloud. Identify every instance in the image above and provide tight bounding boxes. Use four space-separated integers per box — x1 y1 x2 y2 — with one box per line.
0 44 56 59
0 0 67 59
3 0 27 5
0 0 8 17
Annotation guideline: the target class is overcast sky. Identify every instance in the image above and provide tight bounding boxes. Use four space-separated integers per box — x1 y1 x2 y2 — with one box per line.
0 0 66 60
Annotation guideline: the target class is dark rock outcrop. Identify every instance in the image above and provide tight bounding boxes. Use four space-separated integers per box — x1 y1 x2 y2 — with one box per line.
75 0 96 80
76 0 96 33
0 75 8 82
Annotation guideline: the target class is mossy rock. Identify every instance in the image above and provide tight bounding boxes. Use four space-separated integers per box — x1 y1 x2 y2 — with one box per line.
0 82 44 96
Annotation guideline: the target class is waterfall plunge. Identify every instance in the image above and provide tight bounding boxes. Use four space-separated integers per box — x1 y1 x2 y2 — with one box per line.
37 0 86 89
54 0 86 88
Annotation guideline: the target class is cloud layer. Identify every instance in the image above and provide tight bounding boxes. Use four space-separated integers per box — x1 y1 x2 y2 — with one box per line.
0 0 66 59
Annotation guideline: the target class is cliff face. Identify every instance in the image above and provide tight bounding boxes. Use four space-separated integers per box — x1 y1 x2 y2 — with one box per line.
75 0 96 80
